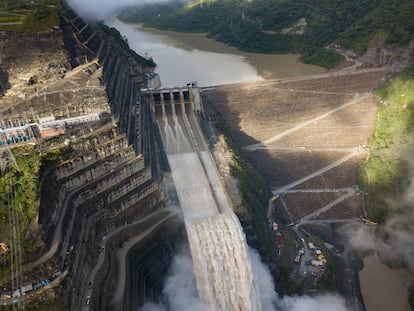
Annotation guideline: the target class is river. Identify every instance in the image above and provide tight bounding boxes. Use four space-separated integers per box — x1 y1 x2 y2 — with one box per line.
359 255 413 311
107 18 325 87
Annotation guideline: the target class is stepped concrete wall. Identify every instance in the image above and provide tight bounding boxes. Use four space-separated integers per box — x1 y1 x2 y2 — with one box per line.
35 3 173 310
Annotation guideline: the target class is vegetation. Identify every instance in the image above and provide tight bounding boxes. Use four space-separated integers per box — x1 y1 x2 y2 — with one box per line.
336 1 414 51
0 149 40 230
39 146 67 171
302 48 344 69
358 62 414 222
26 296 66 311
99 22 156 68
316 253 339 291
215 118 273 253
0 145 73 278
119 0 414 68
0 0 60 32
21 5 60 32
0 295 65 310
277 265 301 295
409 283 414 311
0 148 40 275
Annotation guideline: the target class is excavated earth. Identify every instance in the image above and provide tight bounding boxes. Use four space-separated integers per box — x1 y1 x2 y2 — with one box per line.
0 28 70 110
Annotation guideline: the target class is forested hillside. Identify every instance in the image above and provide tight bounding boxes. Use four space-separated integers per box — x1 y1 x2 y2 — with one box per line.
359 64 414 223
119 0 414 68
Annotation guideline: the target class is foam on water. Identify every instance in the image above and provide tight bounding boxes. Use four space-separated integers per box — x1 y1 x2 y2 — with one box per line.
186 214 261 311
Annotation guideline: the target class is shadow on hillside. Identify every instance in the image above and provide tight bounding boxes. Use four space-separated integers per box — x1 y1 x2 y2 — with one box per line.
200 88 319 226
201 88 324 191
0 65 10 96
201 86 375 189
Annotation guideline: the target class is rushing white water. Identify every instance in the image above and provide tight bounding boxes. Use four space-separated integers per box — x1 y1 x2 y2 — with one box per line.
186 215 261 311
159 103 262 311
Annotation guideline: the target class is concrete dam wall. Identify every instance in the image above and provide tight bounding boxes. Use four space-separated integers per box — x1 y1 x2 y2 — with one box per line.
34 3 174 310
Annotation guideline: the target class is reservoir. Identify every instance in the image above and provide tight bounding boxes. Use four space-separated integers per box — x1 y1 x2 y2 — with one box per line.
107 18 325 87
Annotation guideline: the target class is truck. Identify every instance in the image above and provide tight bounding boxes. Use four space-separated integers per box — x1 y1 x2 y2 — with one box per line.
311 260 323 267
275 232 284 249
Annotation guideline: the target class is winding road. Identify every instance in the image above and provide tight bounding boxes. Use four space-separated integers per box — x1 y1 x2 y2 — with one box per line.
81 206 179 310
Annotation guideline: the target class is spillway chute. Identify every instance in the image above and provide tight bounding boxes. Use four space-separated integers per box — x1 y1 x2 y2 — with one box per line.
144 87 263 311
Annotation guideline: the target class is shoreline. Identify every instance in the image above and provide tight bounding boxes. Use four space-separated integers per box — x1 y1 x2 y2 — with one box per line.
109 18 326 86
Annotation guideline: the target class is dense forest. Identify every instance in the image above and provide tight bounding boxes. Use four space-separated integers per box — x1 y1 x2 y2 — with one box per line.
119 0 414 68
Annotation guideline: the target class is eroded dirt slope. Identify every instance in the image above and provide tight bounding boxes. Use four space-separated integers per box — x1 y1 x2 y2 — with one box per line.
0 29 69 110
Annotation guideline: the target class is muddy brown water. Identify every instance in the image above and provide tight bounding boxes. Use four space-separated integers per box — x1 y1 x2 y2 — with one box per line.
108 18 325 87
359 255 413 311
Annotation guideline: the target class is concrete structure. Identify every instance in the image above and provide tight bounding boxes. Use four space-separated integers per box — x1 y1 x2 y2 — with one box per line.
142 86 200 115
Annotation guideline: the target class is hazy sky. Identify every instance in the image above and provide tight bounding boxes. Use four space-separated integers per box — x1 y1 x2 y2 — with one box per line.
67 0 169 19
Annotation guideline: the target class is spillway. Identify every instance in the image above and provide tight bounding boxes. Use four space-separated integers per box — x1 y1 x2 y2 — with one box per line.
152 90 262 311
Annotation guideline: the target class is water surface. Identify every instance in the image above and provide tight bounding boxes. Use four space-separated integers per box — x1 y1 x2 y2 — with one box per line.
108 19 325 87
359 255 412 311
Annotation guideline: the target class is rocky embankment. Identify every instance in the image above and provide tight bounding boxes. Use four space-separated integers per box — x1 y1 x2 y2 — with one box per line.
331 40 414 72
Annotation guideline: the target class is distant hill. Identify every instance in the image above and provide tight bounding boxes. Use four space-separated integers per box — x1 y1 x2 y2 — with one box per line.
119 0 414 68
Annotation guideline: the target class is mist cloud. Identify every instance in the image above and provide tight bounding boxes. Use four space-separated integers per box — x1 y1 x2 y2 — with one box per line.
67 0 171 19
141 246 217 311
342 153 414 272
249 249 278 309
377 153 414 271
249 248 349 311
141 244 350 311
278 294 348 311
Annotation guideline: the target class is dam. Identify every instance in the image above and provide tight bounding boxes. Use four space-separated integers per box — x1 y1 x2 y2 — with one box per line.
0 1 394 309
143 87 263 311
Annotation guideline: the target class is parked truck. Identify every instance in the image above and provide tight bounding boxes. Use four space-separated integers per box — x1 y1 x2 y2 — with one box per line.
311 260 323 267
